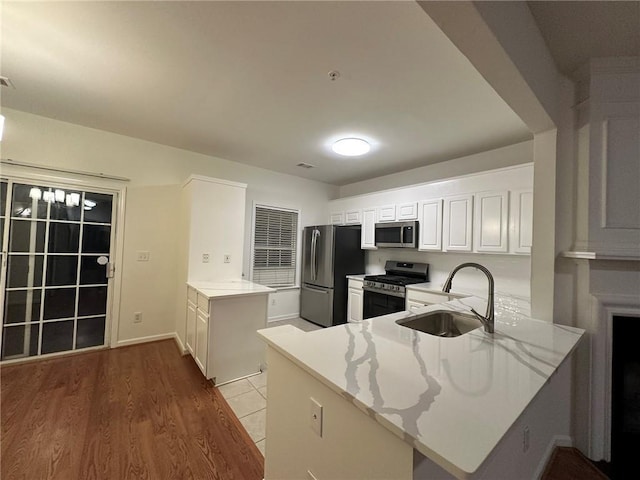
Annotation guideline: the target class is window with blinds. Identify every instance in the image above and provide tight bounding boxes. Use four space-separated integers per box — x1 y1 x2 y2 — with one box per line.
252 205 299 287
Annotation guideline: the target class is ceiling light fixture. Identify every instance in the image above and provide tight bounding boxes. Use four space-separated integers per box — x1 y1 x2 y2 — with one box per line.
332 138 371 157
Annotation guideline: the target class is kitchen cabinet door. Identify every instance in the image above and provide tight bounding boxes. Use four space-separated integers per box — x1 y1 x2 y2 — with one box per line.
195 309 209 376
510 189 533 254
330 212 344 225
473 191 509 253
377 204 396 222
361 208 377 249
443 194 473 252
348 287 363 322
418 199 443 251
344 209 362 225
186 301 196 356
396 202 418 220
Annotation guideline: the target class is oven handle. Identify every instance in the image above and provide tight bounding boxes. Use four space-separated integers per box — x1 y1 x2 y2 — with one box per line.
363 286 405 299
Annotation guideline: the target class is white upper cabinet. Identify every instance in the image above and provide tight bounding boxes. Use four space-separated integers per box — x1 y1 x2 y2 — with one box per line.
344 209 362 225
377 204 397 222
396 202 418 221
418 199 443 251
361 208 377 249
473 191 509 253
330 212 345 225
443 194 473 252
510 189 533 254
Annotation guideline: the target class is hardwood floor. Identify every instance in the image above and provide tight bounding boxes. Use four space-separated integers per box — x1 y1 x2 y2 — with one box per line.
1 340 264 480
542 447 609 480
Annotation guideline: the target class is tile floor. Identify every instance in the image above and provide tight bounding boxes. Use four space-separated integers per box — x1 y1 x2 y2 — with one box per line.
216 317 321 456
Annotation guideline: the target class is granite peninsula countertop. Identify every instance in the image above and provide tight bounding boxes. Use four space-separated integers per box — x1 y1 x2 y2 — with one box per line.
257 297 584 478
187 280 275 299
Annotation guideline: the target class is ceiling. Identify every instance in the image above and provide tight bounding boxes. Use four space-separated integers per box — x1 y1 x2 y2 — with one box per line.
527 1 640 77
1 2 636 186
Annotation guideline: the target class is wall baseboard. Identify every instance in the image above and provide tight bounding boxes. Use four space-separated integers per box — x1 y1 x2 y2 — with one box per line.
114 333 176 348
267 313 300 322
534 435 573 479
173 333 188 355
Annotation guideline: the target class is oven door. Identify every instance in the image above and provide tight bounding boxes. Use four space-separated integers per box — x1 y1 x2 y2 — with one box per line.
363 289 405 319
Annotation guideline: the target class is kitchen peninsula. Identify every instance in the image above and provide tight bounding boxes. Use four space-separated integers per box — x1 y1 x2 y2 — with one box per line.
258 297 584 479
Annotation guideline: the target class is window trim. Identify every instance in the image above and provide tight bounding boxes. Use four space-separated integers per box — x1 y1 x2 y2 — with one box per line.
250 202 300 288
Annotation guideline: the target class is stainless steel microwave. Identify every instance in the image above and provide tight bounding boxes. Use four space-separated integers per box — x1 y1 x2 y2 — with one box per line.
374 221 419 248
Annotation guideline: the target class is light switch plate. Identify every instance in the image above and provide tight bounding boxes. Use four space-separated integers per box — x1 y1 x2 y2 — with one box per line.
310 397 323 437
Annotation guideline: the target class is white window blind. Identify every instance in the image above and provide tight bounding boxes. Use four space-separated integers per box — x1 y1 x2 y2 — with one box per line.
252 205 299 287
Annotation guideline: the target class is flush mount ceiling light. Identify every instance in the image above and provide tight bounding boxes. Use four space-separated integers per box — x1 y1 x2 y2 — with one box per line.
332 138 371 157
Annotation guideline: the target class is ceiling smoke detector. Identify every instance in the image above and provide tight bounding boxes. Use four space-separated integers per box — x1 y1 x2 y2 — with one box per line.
328 70 341 81
297 162 315 169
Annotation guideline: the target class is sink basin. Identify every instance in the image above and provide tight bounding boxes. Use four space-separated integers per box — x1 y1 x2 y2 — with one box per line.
396 310 483 338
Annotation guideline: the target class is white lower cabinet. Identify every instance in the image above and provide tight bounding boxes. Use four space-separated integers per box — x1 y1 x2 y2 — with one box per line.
347 278 364 322
186 300 196 355
195 308 209 375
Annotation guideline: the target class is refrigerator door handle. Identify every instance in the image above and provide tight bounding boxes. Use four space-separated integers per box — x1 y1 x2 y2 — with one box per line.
302 284 329 294
314 229 321 281
310 229 317 280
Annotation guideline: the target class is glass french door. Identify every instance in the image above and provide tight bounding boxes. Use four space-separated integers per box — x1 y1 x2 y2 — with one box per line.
0 180 116 360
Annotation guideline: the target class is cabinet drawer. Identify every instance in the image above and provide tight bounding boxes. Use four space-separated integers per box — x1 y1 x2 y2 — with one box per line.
197 293 210 313
187 286 197 303
348 278 364 289
405 290 450 305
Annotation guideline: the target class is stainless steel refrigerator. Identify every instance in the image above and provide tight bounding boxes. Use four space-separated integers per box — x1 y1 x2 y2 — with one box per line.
300 225 365 327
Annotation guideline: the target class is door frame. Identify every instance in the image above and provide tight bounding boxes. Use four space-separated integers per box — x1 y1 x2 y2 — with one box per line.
0 165 127 360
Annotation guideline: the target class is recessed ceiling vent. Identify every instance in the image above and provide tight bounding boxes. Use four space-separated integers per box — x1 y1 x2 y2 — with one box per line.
0 76 15 88
297 162 315 169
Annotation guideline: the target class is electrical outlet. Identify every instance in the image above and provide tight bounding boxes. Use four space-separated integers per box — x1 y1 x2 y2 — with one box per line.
202 253 210 263
224 254 231 263
136 251 150 262
134 312 142 323
271 298 276 306
310 397 323 437
523 426 530 452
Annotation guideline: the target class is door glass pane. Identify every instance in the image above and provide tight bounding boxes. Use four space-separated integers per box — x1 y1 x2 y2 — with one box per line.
4 289 42 324
76 316 105 349
50 189 82 221
7 255 44 288
82 225 110 253
83 193 112 224
48 222 80 253
1 324 39 359
80 256 107 285
9 220 46 253
41 320 74 354
43 288 76 320
1 181 7 214
46 256 78 286
11 184 48 219
78 286 107 317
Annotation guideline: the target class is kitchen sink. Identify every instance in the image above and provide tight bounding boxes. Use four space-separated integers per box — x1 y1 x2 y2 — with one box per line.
396 310 483 338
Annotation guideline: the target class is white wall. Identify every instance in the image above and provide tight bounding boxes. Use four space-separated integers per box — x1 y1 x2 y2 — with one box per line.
1 108 337 342
338 140 532 197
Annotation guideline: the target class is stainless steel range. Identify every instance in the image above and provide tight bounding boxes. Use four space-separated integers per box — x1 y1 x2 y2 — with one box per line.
363 261 429 319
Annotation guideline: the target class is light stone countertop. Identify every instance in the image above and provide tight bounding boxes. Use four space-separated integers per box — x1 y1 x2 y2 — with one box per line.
346 274 367 281
257 297 584 478
188 279 275 299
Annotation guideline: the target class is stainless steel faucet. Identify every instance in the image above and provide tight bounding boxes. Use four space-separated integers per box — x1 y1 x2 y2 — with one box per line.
442 262 495 334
